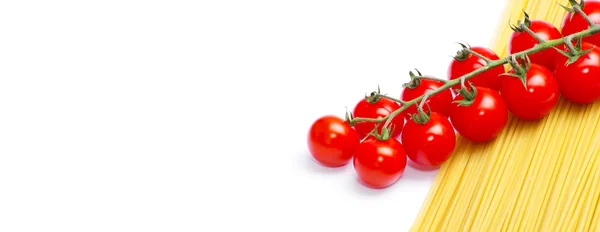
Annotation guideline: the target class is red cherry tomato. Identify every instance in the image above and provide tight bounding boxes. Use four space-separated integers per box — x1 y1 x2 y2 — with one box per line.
400 78 453 118
448 46 504 91
500 64 560 120
401 112 456 168
449 87 508 142
562 1 600 47
307 115 360 167
352 98 405 139
353 137 407 189
508 20 563 72
554 42 600 104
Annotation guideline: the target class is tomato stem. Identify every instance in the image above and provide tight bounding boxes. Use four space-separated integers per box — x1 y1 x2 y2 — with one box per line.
469 49 492 63
454 82 477 106
403 70 448 89
412 93 431 124
377 94 407 105
460 77 467 90
349 8 600 126
520 24 546 43
565 35 579 56
420 76 449 83
574 4 596 26
502 55 531 88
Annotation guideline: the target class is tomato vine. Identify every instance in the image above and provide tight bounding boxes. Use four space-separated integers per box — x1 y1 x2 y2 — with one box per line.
307 0 600 188
348 1 600 131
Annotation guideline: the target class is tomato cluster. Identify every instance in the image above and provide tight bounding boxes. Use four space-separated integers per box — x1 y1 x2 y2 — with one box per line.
307 3 600 189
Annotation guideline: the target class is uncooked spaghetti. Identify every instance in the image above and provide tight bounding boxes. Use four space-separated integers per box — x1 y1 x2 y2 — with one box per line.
411 0 600 231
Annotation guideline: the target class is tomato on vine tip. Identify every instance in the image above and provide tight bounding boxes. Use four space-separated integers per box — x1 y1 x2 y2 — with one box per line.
353 137 407 189
308 115 360 167
352 97 405 139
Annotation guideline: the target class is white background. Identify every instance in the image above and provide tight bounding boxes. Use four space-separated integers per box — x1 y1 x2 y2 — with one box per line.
0 0 505 231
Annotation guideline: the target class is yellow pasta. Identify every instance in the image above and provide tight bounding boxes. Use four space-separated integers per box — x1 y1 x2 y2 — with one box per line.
411 0 600 231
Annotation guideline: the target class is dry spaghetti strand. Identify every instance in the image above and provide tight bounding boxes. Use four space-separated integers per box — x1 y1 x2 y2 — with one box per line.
410 0 600 231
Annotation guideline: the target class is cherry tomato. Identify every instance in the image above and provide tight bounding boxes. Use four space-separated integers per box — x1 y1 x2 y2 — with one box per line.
449 87 508 142
448 46 504 91
352 98 405 139
500 64 559 120
562 1 600 47
400 78 453 118
554 42 600 104
307 115 360 167
401 112 456 168
508 20 563 72
353 137 407 189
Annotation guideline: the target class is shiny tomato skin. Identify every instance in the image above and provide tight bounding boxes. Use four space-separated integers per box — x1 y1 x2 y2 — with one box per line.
353 137 407 189
401 79 453 119
401 112 456 168
508 20 563 72
307 115 360 167
352 98 405 139
562 1 600 47
449 87 508 143
500 64 559 120
448 46 504 91
554 42 600 104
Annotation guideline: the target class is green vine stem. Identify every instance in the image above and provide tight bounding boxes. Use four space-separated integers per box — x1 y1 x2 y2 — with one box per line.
350 9 600 127
469 49 493 63
573 2 596 26
565 34 579 55
378 94 407 105
419 76 449 83
521 25 546 42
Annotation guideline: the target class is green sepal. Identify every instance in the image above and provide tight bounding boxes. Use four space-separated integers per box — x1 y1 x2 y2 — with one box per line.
453 42 472 61
380 127 390 141
365 86 382 103
554 46 573 58
568 48 593 65
510 11 533 32
500 73 528 89
509 20 523 32
559 3 575 13
502 55 530 88
576 33 584 49
411 103 431 125
561 0 586 20
345 109 354 125
569 0 585 9
453 82 477 107
523 11 532 28
403 69 423 89
375 124 395 141
555 35 593 65
559 4 577 20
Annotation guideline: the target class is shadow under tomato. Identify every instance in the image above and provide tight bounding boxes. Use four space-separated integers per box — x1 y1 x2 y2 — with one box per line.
351 174 402 197
407 159 441 171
